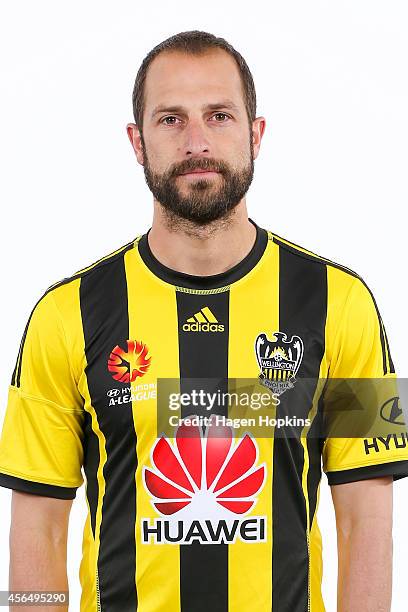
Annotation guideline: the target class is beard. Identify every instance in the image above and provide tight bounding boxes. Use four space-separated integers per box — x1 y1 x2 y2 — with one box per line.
140 133 255 226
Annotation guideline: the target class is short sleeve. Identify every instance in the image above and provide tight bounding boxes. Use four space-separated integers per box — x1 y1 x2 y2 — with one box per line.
322 276 408 485
0 289 85 499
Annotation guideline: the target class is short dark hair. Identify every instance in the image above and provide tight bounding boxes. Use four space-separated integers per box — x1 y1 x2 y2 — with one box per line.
132 30 257 132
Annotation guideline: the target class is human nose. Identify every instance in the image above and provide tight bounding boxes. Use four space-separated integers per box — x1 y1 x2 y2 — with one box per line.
182 117 211 156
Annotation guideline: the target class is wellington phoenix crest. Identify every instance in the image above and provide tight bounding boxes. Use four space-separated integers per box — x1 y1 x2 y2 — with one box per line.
255 331 304 395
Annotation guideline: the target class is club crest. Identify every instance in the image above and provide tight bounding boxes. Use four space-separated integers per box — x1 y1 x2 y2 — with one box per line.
254 331 304 395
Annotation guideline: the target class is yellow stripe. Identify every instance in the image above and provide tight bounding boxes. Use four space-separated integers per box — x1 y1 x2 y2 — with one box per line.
125 247 181 612
201 306 218 322
299 363 328 612
227 238 278 611
308 483 325 611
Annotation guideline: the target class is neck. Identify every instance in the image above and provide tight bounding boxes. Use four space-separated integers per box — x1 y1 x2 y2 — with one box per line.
146 200 257 277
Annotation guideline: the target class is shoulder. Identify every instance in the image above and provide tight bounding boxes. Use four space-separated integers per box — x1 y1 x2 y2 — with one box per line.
267 229 358 277
28 235 141 318
265 228 384 317
51 235 139 292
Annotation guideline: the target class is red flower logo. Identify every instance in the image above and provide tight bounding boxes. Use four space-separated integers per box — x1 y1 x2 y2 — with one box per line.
107 340 151 383
143 419 266 518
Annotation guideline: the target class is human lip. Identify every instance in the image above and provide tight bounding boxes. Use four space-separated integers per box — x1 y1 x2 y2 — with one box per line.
179 169 220 177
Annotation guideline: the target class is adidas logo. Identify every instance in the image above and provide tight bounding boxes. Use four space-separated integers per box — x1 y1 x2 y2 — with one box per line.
182 306 224 332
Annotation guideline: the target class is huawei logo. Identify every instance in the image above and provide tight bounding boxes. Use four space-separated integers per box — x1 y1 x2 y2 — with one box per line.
143 419 266 519
107 340 152 383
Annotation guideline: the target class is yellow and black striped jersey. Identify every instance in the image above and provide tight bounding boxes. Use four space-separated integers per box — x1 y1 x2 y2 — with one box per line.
1 217 407 612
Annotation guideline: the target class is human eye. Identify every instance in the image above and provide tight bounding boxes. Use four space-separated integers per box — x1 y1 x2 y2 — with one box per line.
211 112 231 122
160 116 180 125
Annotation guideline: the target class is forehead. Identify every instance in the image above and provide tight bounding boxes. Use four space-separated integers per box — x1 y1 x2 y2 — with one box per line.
143 49 244 114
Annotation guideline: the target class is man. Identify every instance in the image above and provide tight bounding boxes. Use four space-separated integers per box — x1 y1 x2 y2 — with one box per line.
0 30 407 612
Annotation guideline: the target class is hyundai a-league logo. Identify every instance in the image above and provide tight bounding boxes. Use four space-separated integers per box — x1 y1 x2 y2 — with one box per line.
107 339 152 383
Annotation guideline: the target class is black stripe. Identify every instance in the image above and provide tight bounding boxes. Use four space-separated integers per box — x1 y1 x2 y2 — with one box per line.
13 295 45 388
272 248 327 612
378 323 388 375
0 473 77 499
352 281 390 374
272 237 390 374
306 404 325 530
327 460 408 485
380 316 395 374
11 325 24 385
82 411 100 537
80 250 137 611
271 233 358 277
49 238 137 289
176 290 229 612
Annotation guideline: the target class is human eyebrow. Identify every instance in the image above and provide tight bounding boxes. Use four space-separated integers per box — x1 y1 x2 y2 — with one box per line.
204 100 240 113
151 100 240 119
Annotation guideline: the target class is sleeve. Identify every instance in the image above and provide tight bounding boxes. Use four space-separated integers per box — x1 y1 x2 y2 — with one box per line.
322 275 408 485
0 288 85 499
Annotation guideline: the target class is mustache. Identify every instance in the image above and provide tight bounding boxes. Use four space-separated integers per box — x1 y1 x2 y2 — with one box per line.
172 159 226 176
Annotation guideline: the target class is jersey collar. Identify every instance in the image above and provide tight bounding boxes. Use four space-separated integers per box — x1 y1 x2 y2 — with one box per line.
137 217 268 290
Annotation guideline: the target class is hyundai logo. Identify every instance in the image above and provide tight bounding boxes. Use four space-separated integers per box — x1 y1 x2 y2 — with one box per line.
380 396 405 425
107 388 120 397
